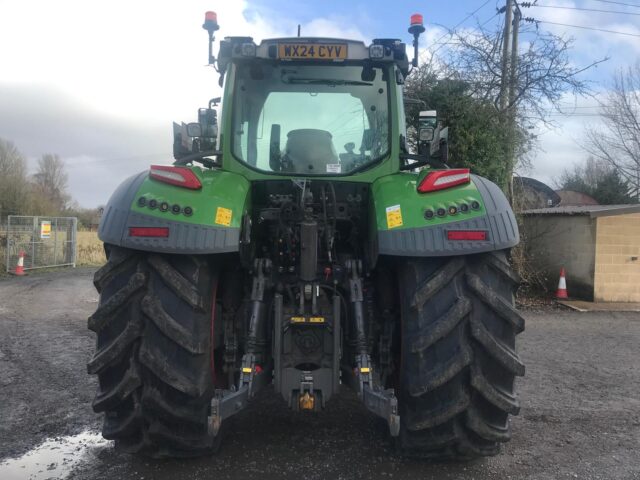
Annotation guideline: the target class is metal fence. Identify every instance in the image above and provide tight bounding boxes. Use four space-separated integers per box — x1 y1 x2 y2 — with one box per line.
5 216 77 273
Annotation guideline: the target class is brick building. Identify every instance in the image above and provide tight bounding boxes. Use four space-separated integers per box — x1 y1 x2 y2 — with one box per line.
521 205 640 302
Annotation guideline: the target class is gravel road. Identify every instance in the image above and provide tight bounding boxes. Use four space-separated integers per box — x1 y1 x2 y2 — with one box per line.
0 269 639 480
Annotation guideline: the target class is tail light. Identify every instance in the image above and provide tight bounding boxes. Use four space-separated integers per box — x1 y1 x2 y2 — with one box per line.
417 169 470 193
149 165 202 190
447 230 487 241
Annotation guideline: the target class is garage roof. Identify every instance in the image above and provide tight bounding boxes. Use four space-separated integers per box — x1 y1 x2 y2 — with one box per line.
522 204 640 218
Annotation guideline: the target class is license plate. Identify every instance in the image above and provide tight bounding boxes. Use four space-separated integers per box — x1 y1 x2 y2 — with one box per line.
278 43 348 60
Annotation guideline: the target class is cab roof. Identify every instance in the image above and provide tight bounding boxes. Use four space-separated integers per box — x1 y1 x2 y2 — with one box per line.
217 36 409 74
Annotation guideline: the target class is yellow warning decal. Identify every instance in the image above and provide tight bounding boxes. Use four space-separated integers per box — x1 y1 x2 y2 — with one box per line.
215 207 232 226
385 205 403 229
291 316 306 323
242 367 252 373
360 367 371 373
309 317 325 323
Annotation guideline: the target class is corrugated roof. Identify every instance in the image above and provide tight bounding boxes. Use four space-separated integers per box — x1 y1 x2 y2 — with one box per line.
521 204 640 218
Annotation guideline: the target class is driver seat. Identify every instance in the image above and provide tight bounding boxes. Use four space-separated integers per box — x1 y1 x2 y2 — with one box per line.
284 129 340 174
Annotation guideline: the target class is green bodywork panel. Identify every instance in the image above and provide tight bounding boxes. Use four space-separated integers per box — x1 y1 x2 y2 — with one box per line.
131 168 250 229
129 165 485 234
371 173 485 231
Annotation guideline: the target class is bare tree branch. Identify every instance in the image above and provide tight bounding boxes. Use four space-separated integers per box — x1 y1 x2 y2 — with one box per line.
583 62 640 196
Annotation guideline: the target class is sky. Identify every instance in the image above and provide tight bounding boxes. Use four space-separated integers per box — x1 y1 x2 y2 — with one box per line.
0 0 639 207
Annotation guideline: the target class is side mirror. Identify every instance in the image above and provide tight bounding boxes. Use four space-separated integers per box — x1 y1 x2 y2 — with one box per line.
173 122 192 159
419 127 434 142
198 108 218 138
186 123 202 138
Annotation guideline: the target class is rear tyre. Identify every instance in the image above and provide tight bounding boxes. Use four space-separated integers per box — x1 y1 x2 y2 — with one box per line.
88 245 220 457
396 251 525 460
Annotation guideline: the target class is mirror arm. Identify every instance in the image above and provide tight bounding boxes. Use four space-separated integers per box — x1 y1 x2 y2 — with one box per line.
174 150 222 168
399 153 449 171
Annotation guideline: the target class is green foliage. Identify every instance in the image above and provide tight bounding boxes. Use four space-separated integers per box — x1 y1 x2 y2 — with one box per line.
560 157 638 205
405 72 511 189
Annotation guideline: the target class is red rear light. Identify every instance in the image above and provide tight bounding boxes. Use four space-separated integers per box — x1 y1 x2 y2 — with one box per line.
447 230 487 241
129 227 170 238
417 169 470 193
149 165 202 190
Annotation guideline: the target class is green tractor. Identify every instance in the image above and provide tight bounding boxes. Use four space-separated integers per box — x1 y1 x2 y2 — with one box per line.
88 11 524 460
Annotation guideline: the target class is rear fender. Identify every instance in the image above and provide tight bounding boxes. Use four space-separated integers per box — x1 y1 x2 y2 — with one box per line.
98 168 249 254
371 173 519 257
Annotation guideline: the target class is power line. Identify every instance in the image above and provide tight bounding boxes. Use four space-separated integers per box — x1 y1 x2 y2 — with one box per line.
424 0 494 57
523 18 640 37
522 3 640 16
479 11 501 28
537 113 626 117
591 0 640 8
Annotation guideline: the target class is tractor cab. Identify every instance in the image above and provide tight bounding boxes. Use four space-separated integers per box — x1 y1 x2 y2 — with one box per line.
176 35 410 175
174 12 429 177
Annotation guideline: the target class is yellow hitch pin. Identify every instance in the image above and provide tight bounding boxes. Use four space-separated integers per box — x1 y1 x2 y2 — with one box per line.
299 392 315 410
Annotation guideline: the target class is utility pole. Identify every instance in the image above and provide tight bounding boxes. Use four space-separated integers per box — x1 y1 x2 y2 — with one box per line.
508 7 520 113
507 4 521 202
499 0 513 112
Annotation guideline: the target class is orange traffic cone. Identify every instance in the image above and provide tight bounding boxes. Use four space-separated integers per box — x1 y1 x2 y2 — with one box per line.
555 267 568 299
13 250 26 276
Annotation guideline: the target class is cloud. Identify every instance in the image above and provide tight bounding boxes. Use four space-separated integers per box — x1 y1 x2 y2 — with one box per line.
519 91 610 188
0 0 367 207
521 0 640 59
0 0 636 206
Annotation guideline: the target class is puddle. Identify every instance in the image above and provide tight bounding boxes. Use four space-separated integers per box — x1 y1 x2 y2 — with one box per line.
0 431 111 480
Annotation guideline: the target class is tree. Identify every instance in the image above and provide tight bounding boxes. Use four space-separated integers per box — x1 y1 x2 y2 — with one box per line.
405 20 605 191
559 157 637 205
32 154 70 214
405 75 509 185
0 138 30 220
583 62 640 200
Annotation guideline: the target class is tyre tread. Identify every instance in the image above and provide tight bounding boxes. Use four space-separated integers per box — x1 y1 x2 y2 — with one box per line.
88 246 218 457
398 252 524 460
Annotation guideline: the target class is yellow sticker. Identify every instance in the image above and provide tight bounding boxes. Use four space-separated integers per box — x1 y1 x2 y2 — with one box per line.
215 207 232 226
309 317 325 323
386 205 403 229
291 316 306 323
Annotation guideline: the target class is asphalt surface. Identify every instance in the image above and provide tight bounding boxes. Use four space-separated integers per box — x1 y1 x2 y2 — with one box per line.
0 268 639 480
